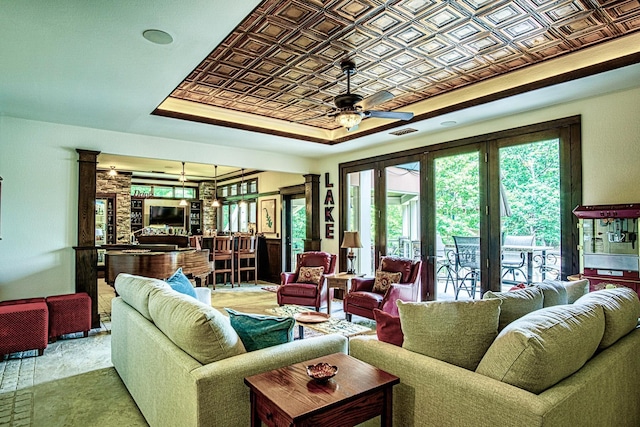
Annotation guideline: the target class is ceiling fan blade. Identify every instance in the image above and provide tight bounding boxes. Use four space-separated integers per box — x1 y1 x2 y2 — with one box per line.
364 110 414 121
358 90 394 110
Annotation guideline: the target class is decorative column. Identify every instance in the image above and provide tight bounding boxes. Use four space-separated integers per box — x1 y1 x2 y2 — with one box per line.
75 149 100 329
303 174 321 251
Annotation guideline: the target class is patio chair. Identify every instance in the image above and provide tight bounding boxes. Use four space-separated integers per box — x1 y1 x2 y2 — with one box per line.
501 235 535 284
453 236 481 299
436 234 455 292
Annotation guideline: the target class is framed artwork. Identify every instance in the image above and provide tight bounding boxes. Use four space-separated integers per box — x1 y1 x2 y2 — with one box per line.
261 198 276 233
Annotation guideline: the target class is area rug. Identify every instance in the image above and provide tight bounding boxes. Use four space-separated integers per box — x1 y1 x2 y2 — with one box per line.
261 285 279 293
30 367 148 426
267 305 376 337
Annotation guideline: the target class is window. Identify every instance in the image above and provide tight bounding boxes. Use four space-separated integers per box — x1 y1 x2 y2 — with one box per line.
340 117 582 300
130 184 197 199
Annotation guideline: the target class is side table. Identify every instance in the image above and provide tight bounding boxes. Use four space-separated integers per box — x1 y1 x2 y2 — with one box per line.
244 352 399 427
325 273 358 315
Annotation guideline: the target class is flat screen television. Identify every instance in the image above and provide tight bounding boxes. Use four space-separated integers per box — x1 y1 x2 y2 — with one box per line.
149 206 185 226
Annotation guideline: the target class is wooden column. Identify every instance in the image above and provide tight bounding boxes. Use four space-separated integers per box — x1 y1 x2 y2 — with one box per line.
75 149 100 329
303 174 321 251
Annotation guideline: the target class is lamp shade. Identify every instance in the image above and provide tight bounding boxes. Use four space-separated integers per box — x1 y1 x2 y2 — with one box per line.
341 231 362 249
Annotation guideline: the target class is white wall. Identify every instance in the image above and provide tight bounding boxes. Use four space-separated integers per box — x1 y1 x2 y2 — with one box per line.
316 85 640 260
1 85 639 299
0 117 313 300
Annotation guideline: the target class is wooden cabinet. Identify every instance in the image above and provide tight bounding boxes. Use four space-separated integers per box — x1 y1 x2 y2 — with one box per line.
259 237 282 284
190 200 202 235
96 194 116 245
131 197 144 234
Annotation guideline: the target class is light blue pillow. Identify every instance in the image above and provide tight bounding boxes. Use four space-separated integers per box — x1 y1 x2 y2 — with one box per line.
165 268 197 298
225 308 295 352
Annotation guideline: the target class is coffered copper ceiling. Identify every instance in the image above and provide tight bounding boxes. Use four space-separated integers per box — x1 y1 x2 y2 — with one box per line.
156 0 640 143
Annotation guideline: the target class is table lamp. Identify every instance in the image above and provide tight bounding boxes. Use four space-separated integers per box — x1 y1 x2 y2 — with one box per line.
341 231 363 274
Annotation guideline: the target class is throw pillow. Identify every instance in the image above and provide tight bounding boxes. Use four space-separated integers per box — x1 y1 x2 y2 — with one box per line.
165 268 197 299
373 308 403 346
476 304 605 394
397 299 501 371
534 281 568 307
148 287 246 364
372 271 402 293
574 287 640 349
225 308 295 352
298 266 325 285
544 279 589 304
483 287 544 331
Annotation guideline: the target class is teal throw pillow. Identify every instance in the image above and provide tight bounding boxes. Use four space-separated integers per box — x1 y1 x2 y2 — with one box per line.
225 308 295 352
165 268 197 299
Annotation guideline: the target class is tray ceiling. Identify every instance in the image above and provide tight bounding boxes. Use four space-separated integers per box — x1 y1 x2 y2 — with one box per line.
157 0 640 143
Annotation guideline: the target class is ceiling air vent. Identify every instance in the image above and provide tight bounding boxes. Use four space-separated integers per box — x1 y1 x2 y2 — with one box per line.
389 128 418 136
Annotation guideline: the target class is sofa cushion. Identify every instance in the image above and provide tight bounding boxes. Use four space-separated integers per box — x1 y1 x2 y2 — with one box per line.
372 270 402 293
483 287 544 330
476 304 605 394
397 299 501 370
575 287 640 349
297 266 324 285
373 308 403 346
534 281 568 307
148 287 245 364
165 268 197 299
224 308 295 352
544 279 589 304
114 273 170 321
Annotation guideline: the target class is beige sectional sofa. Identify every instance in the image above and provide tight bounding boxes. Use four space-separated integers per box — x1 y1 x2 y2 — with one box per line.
111 274 348 427
351 281 640 426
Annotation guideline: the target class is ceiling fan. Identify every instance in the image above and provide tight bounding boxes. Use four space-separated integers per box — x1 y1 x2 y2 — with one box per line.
329 59 414 131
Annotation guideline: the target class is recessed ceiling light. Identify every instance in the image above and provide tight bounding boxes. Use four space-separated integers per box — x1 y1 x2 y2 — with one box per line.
142 29 173 45
440 120 457 127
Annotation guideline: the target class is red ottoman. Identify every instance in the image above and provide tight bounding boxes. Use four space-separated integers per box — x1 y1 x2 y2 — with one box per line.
46 292 92 342
0 300 49 358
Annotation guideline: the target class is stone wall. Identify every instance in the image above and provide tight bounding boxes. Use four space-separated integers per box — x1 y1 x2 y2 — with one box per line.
199 181 217 232
97 171 131 243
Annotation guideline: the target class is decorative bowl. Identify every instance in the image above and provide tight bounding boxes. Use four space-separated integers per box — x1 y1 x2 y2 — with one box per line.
306 362 338 382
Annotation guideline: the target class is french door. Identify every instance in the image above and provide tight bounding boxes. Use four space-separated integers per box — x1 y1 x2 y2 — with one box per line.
341 117 582 301
282 193 306 272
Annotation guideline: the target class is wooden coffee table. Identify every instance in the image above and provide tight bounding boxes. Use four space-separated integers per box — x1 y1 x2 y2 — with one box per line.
244 352 399 427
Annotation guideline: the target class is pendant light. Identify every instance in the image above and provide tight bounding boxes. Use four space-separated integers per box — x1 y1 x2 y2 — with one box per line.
179 162 188 207
212 165 220 208
238 168 247 207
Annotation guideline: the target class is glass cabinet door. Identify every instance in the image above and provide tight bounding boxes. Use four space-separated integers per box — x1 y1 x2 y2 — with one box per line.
95 199 107 246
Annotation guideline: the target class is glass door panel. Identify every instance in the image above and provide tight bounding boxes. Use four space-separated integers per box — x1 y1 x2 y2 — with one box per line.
500 139 561 290
283 196 306 271
385 162 420 260
434 151 481 300
346 169 375 275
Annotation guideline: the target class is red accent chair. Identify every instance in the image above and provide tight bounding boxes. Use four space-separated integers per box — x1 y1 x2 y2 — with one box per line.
343 256 422 321
0 298 49 359
46 292 92 342
277 251 337 312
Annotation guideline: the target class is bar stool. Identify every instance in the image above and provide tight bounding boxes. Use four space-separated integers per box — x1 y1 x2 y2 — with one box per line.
210 235 234 289
235 234 257 285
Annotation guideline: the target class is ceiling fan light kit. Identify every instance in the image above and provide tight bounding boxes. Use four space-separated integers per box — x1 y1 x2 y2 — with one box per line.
330 60 413 130
335 111 362 129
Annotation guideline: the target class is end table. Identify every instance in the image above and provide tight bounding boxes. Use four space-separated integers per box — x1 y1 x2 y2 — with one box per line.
244 352 399 427
325 272 358 315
